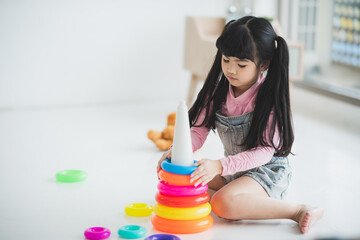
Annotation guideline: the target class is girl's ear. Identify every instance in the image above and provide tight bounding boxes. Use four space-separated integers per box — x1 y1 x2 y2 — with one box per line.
260 61 270 72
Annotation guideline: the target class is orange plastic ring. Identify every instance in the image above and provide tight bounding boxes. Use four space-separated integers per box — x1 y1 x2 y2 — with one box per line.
151 214 213 234
158 169 194 186
155 192 210 208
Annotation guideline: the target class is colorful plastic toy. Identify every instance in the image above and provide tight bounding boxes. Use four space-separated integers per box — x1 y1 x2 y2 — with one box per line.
151 214 213 234
84 227 111 240
152 101 213 234
157 181 207 197
144 234 180 240
125 203 153 217
154 202 211 220
118 225 146 239
56 169 87 183
161 159 197 175
155 192 209 208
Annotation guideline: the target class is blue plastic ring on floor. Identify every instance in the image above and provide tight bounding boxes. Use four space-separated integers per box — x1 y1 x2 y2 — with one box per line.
161 159 197 175
144 234 180 240
118 225 146 239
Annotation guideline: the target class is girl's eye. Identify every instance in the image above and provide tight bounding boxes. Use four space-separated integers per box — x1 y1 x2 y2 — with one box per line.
223 58 229 63
238 65 246 68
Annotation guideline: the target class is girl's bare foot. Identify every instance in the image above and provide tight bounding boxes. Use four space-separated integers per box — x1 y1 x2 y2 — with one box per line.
293 205 324 233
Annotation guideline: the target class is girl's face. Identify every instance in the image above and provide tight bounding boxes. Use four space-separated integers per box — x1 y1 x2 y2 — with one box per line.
221 54 260 96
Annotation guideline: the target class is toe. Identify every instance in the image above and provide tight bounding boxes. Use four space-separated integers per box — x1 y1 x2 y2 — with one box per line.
302 226 309 233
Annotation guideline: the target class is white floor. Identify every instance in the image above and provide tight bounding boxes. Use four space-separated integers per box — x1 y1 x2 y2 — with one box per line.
0 86 360 240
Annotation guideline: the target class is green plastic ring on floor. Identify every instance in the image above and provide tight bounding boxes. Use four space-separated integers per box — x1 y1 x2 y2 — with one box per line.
118 225 146 239
56 169 88 183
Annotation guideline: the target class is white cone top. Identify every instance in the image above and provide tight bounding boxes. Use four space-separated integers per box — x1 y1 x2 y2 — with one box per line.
171 100 194 166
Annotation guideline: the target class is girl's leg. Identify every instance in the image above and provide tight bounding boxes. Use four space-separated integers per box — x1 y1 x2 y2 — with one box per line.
210 176 323 233
207 174 226 198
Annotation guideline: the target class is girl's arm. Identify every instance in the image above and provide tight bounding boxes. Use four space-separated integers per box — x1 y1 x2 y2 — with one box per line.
189 146 276 187
191 125 210 152
190 106 211 152
219 146 275 176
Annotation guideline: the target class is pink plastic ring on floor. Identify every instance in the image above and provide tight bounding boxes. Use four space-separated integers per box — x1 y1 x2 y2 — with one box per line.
84 227 111 240
157 181 208 196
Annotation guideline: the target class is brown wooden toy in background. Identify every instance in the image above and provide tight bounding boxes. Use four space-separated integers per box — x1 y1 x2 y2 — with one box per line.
147 113 176 151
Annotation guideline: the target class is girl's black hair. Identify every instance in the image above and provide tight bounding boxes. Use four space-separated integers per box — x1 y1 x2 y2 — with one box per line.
188 16 294 156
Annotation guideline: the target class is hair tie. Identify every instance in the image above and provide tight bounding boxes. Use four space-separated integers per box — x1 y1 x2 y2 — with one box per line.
274 36 280 48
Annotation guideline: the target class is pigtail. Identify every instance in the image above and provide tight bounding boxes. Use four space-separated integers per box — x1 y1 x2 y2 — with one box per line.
188 21 236 129
248 36 294 156
272 36 294 156
188 51 228 129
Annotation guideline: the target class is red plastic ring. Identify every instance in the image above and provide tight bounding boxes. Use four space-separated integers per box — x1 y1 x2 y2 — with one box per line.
151 214 213 234
155 192 210 208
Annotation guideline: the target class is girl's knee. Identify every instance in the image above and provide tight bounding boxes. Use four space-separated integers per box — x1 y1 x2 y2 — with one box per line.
210 191 237 219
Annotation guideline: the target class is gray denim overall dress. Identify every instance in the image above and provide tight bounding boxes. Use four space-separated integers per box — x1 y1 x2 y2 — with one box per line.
215 110 291 200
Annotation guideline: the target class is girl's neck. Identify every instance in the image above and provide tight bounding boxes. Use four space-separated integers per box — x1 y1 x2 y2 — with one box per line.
231 82 256 98
232 86 246 98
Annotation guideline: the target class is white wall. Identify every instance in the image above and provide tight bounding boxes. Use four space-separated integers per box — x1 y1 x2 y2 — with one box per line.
315 0 333 69
0 0 276 109
253 0 277 19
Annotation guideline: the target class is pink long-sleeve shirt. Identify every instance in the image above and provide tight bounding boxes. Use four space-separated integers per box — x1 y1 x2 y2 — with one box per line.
190 74 279 176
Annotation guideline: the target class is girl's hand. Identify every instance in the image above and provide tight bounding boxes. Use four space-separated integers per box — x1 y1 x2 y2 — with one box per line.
190 159 223 187
157 149 172 173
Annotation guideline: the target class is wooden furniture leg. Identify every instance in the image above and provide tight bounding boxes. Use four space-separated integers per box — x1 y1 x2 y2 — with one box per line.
187 74 201 107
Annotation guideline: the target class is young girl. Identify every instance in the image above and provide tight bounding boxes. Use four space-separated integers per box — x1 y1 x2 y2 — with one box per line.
157 16 323 233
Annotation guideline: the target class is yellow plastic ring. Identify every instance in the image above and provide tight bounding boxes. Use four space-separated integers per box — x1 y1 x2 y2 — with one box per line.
154 203 211 220
125 203 153 217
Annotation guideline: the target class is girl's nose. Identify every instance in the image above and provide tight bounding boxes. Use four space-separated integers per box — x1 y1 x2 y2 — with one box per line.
227 65 236 74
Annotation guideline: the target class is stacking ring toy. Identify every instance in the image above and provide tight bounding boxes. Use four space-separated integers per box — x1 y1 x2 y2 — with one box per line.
56 169 87 183
151 214 213 234
84 227 111 240
155 192 210 208
144 234 180 240
158 181 208 197
161 159 197 175
125 203 153 217
159 169 195 186
154 202 211 220
118 225 146 239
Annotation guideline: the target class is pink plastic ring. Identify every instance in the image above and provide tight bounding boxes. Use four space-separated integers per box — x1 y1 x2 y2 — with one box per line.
84 227 111 240
157 181 208 197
